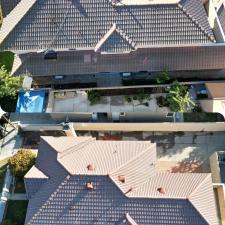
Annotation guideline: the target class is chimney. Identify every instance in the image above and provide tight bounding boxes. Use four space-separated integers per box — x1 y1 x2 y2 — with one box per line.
86 182 94 190
87 164 95 171
118 175 125 183
157 187 166 194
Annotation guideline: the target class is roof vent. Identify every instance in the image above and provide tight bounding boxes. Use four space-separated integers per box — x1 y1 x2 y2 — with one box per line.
118 175 125 183
87 164 95 171
86 182 94 190
157 187 166 194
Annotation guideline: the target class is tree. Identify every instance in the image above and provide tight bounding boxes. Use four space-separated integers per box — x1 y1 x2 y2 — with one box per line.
9 150 36 178
0 66 23 99
166 81 195 112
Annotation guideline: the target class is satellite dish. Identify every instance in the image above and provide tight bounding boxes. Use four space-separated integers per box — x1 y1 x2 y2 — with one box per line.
23 76 33 90
0 106 6 119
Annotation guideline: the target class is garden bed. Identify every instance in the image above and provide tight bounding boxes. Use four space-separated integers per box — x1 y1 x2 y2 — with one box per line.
0 158 9 191
183 113 225 122
3 200 28 225
21 130 66 149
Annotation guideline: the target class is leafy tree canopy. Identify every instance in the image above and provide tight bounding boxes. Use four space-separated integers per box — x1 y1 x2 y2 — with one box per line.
166 81 195 112
9 150 36 178
0 66 23 99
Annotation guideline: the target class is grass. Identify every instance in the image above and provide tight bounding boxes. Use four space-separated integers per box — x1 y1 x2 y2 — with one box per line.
0 158 9 191
183 113 225 122
4 200 28 225
14 178 26 193
0 51 15 72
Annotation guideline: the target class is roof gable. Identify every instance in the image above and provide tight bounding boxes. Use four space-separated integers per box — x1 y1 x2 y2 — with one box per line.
0 0 214 51
95 24 136 53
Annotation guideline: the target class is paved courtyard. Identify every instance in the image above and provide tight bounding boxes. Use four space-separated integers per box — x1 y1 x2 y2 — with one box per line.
77 130 225 172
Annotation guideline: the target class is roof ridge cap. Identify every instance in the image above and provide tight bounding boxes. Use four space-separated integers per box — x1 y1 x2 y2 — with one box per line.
109 143 156 175
0 0 37 45
188 197 212 225
115 27 136 49
177 2 215 42
187 173 211 199
95 23 117 52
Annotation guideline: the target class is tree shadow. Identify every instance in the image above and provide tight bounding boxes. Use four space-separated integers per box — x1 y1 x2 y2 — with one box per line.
170 160 202 173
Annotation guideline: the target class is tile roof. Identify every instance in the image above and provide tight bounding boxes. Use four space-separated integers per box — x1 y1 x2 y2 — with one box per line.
217 3 225 34
0 0 215 52
11 44 225 76
25 165 48 179
24 136 219 225
0 0 21 18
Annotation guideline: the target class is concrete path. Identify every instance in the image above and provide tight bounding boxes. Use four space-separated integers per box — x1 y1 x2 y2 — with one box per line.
0 125 22 222
0 126 22 160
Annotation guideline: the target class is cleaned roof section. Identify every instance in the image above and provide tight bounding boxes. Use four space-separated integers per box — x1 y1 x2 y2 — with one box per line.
0 0 214 52
25 136 218 225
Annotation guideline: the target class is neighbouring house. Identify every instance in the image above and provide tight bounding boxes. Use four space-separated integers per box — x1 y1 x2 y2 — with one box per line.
200 82 225 117
24 136 219 225
209 151 225 225
2 0 225 85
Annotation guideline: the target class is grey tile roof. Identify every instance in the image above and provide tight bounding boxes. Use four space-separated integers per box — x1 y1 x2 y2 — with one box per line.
24 136 219 225
12 44 225 76
217 3 225 34
0 0 215 52
0 0 21 17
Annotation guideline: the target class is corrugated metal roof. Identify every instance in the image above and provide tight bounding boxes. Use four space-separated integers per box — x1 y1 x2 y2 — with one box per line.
0 0 214 52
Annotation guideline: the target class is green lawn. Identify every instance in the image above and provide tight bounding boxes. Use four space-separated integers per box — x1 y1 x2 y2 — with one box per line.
0 51 15 72
4 201 28 225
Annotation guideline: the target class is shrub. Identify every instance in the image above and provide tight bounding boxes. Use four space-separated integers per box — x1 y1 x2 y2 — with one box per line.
156 96 168 107
9 150 36 178
166 81 195 112
87 90 100 105
0 66 22 99
136 90 151 103
125 96 132 103
156 70 171 84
